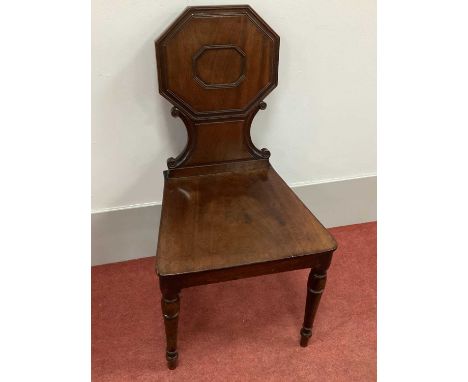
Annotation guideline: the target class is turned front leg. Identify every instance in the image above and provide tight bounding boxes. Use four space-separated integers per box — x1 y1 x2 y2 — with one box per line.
300 269 327 347
161 291 180 369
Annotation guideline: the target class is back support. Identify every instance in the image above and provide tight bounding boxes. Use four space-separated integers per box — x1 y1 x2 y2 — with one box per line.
155 5 280 176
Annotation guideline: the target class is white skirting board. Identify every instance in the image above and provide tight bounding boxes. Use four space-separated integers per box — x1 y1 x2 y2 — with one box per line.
91 175 376 266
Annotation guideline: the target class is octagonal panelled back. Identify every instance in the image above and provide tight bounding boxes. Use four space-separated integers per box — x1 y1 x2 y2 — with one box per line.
155 6 280 174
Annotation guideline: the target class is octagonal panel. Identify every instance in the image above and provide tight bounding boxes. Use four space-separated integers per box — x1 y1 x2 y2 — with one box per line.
155 5 280 120
194 45 246 89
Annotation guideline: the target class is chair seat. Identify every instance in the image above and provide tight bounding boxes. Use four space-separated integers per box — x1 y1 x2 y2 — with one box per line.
156 164 337 276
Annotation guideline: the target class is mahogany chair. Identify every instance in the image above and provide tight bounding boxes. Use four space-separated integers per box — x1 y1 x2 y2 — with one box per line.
154 5 337 369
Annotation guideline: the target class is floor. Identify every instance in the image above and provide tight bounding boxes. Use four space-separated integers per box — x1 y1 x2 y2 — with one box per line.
92 222 376 381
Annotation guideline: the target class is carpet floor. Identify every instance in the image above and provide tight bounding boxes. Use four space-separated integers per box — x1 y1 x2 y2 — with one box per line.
92 222 376 381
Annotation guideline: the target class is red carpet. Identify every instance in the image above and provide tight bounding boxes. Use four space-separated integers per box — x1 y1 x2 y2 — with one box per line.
92 222 376 381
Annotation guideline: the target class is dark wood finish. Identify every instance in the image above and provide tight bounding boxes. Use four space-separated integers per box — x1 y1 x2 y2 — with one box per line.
154 5 337 369
156 5 279 121
157 166 336 276
156 5 278 173
300 269 328 347
161 291 180 369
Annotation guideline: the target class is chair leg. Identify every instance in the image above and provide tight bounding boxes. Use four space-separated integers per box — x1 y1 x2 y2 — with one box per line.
161 291 180 370
300 269 327 347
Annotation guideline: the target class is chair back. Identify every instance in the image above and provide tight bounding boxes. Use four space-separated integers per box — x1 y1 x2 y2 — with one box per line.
156 5 280 176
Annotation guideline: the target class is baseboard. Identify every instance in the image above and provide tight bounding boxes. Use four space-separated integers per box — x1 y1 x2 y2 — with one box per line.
91 174 376 265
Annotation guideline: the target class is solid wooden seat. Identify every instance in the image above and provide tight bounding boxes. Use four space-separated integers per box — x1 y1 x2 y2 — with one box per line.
157 165 336 276
154 5 338 369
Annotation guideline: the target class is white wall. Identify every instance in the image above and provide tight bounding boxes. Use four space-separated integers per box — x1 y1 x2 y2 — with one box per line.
92 0 376 212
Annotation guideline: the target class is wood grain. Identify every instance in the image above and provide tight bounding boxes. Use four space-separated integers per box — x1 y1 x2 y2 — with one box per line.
154 5 337 369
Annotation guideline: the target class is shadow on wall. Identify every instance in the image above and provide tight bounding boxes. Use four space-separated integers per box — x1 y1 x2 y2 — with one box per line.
92 32 188 207
92 33 183 265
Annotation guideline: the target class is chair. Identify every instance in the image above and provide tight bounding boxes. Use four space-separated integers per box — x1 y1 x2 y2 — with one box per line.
154 5 337 369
